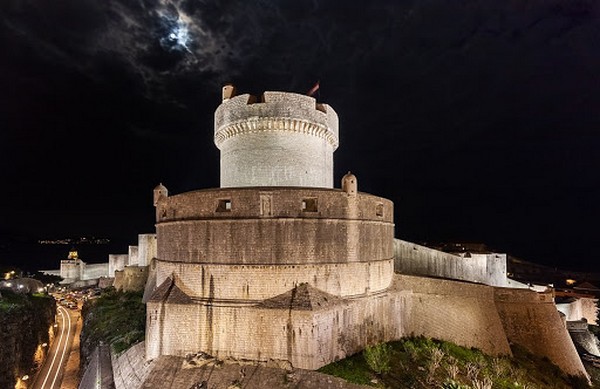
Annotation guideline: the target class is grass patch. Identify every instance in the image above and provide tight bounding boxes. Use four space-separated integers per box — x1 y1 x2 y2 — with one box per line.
319 336 594 388
318 352 375 386
80 288 145 355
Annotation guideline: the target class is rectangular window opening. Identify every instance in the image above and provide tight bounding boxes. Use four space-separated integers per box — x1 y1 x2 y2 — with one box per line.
302 198 318 212
217 199 232 212
376 203 384 217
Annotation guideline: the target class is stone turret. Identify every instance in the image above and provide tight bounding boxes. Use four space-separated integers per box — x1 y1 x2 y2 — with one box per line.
153 183 168 206
214 87 339 188
342 171 357 195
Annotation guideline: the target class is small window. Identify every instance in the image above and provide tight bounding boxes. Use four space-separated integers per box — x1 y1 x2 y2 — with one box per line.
376 203 384 217
302 198 318 212
217 199 231 212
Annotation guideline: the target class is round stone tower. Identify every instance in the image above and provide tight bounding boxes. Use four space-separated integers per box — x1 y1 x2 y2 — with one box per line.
214 88 339 188
146 86 395 369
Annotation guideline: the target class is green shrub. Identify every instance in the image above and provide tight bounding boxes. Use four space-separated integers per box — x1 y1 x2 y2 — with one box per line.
442 380 471 389
363 343 392 375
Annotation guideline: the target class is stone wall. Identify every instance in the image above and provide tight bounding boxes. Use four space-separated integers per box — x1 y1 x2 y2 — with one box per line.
60 259 82 282
393 274 511 355
82 263 109 280
109 254 129 277
556 297 598 325
495 288 588 378
98 277 114 289
142 272 589 379
112 342 155 389
156 188 393 266
128 245 139 266
114 266 149 292
394 239 508 287
78 344 114 389
154 259 393 301
146 288 408 370
137 234 157 267
214 91 338 188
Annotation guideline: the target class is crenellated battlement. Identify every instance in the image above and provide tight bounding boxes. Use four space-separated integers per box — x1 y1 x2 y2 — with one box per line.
214 91 339 147
213 88 340 188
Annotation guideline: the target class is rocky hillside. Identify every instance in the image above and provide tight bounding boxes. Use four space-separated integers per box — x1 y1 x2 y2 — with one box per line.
79 288 145 372
0 290 55 388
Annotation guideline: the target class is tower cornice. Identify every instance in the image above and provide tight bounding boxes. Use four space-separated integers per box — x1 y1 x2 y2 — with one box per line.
214 116 338 149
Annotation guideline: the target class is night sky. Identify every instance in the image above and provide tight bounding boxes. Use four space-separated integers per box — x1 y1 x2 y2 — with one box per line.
1 0 599 272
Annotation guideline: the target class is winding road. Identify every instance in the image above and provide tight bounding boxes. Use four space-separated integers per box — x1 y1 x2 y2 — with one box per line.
31 304 79 389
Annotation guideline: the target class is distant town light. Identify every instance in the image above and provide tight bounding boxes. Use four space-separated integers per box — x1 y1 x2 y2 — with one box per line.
566 279 577 285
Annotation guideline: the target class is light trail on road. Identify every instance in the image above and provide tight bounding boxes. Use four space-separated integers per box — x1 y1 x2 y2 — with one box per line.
38 305 72 389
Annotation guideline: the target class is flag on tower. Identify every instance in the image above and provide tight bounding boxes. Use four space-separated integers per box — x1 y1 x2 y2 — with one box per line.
307 81 320 96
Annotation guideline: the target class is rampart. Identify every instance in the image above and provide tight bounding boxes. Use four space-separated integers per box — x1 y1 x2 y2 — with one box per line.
494 288 588 378
155 187 393 265
146 279 408 368
60 259 83 283
128 245 139 266
556 297 598 325
137 234 157 267
109 254 128 277
393 274 511 355
114 266 149 292
214 91 339 188
394 239 508 286
82 263 109 280
112 342 155 389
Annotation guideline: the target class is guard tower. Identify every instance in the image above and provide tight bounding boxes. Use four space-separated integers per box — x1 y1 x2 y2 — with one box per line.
146 86 397 370
214 88 339 188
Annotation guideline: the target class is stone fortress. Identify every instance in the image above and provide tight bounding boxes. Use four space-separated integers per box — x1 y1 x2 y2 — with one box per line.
76 85 597 387
145 87 396 368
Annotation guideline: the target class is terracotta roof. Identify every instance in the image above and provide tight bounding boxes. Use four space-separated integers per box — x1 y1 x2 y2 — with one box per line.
256 283 342 311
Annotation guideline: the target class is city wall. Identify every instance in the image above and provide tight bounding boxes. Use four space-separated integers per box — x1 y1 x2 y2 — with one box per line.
394 239 507 287
60 260 82 283
137 234 157 267
393 275 511 355
82 263 109 280
556 297 598 325
135 272 589 383
146 284 408 370
112 342 155 389
128 246 139 266
495 288 588 378
109 254 128 278
114 266 149 292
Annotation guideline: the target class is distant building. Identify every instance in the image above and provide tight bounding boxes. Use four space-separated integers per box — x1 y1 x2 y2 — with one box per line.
0 278 44 294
